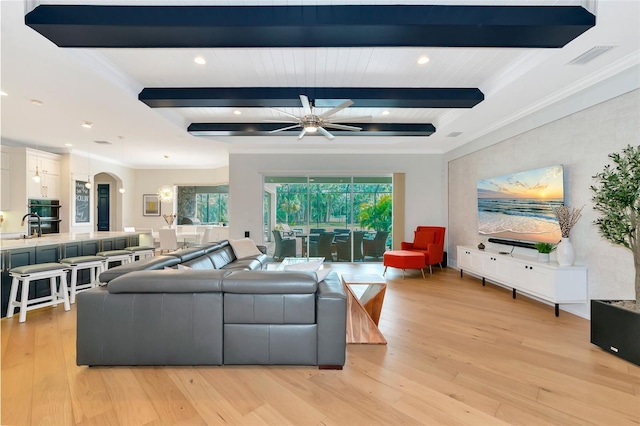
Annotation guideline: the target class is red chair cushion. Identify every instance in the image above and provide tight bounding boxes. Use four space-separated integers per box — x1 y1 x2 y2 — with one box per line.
414 230 436 249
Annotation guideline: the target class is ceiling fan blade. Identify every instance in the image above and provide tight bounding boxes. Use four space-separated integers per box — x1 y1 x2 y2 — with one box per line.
297 128 307 139
270 107 300 120
319 99 354 119
318 126 335 140
300 95 312 115
264 119 300 123
322 123 362 131
325 115 372 123
269 124 302 134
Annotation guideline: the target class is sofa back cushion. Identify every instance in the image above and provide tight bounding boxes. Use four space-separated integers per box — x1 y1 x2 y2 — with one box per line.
182 255 216 270
208 245 237 269
167 246 207 262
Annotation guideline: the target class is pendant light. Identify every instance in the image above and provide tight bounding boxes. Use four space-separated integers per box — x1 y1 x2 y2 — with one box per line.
32 149 41 182
157 155 174 202
85 152 92 189
32 166 41 183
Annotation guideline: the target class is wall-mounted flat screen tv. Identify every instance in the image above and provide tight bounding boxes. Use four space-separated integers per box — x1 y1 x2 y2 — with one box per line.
477 165 564 244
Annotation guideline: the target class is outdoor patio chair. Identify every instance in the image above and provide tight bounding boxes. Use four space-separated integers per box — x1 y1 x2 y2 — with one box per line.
272 229 296 260
363 231 389 259
309 232 335 261
336 231 365 262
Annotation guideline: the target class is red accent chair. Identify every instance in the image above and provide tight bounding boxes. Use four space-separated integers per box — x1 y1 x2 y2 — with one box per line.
401 226 446 274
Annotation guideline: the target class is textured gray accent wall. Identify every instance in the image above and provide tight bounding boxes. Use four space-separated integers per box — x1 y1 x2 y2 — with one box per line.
178 186 196 223
448 89 640 318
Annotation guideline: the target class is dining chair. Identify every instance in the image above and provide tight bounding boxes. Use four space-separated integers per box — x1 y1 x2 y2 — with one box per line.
200 227 215 243
159 228 179 253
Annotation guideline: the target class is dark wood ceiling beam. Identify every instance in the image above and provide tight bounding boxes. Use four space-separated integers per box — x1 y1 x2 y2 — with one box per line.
187 123 436 137
25 4 595 48
139 87 484 109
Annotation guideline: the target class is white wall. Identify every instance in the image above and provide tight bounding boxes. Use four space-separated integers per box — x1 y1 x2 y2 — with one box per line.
447 89 640 318
228 153 445 243
67 152 135 233
132 166 229 230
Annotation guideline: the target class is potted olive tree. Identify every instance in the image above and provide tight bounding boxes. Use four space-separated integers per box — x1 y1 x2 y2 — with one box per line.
590 144 640 366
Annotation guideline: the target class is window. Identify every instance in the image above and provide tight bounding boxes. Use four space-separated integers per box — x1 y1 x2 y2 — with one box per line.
177 185 228 225
264 176 393 262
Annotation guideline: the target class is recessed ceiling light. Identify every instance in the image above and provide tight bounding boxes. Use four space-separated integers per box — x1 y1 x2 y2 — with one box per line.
381 110 390 115
65 143 73 147
82 121 93 128
1 91 7 96
194 56 206 65
233 110 242 115
417 56 430 65
31 99 43 106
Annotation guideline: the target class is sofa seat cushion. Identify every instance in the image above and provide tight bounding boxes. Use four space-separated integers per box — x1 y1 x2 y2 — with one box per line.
108 269 228 293
99 255 181 283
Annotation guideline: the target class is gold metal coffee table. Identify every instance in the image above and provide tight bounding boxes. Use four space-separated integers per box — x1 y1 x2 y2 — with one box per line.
341 273 387 344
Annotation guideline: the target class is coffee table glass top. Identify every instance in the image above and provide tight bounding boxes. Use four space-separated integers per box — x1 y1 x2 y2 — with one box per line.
274 257 325 271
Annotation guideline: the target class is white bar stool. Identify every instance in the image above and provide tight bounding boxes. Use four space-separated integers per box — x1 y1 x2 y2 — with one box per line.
96 249 134 269
8 262 71 323
124 245 155 261
60 255 107 304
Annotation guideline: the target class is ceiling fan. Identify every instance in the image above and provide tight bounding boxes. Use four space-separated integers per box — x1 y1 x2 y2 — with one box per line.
268 95 369 140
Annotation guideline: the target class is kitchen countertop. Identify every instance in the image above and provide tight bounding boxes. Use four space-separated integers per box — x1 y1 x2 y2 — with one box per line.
0 232 135 250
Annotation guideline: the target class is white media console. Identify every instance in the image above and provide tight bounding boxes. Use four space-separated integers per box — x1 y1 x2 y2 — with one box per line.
457 246 587 316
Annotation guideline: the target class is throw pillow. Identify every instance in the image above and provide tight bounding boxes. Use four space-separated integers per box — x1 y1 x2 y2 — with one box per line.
177 264 192 270
283 259 324 272
229 238 262 258
315 267 332 283
414 230 436 249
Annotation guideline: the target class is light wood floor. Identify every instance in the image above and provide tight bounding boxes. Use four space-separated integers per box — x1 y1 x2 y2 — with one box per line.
2 264 639 425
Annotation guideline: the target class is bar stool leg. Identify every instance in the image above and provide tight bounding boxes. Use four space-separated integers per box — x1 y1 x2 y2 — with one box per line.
60 274 70 311
19 277 31 323
50 276 58 307
69 265 79 304
7 276 19 318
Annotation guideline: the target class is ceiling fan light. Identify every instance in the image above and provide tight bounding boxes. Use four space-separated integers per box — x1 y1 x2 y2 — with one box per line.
305 125 318 133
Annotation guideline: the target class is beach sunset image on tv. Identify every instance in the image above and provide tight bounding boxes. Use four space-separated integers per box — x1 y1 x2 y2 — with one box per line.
477 165 564 243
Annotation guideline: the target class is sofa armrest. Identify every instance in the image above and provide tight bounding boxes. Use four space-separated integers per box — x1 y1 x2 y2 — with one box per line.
400 241 415 250
316 272 347 367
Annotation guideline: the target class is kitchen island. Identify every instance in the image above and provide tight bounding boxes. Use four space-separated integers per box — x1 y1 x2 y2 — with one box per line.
0 231 144 317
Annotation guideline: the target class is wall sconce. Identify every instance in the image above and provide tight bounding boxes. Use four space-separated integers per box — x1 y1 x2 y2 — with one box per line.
0 211 5 226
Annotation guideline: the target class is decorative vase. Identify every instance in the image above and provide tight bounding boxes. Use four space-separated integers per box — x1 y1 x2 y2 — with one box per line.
478 242 485 250
556 237 574 266
537 253 550 262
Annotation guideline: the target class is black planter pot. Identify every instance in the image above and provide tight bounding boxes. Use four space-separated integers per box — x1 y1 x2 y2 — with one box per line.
590 300 640 366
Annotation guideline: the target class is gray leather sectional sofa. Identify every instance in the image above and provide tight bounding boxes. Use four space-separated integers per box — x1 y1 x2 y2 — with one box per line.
76 240 347 369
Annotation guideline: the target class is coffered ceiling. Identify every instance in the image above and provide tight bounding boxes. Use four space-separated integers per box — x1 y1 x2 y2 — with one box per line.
1 1 638 168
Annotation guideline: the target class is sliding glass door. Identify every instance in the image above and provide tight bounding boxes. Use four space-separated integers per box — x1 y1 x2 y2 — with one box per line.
264 176 392 262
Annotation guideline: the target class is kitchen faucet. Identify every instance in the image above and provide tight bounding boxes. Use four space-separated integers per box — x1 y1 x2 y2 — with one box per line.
21 212 42 237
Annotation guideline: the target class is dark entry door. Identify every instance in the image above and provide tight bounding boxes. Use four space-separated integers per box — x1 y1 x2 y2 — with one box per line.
97 184 110 231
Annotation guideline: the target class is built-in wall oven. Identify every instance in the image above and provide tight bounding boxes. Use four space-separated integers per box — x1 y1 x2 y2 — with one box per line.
28 199 61 235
